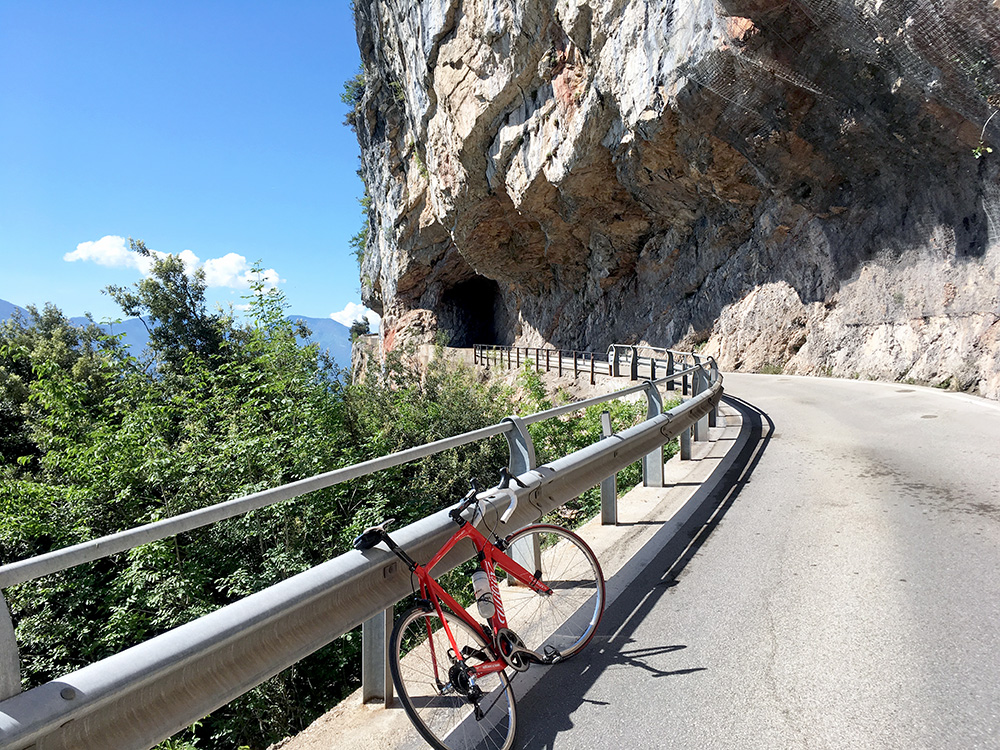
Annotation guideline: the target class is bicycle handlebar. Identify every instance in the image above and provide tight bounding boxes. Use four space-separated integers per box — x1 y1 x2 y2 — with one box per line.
353 469 535 565
458 468 532 524
357 470 534 543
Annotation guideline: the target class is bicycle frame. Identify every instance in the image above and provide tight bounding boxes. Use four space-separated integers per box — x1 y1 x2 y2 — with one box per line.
415 520 552 681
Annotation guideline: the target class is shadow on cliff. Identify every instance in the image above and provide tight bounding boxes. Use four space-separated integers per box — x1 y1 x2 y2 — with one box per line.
503 3 997 353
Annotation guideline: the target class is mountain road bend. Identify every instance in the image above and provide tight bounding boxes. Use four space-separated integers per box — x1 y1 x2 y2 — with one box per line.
514 373 1000 749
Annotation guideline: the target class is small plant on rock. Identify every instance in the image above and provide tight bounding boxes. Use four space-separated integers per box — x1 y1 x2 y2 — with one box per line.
974 110 997 159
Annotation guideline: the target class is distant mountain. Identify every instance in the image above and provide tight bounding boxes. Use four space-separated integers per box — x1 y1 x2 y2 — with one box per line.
0 299 26 320
1 299 354 367
288 315 353 368
69 315 152 354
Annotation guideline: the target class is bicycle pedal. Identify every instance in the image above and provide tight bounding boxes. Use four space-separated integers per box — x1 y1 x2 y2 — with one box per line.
543 645 563 664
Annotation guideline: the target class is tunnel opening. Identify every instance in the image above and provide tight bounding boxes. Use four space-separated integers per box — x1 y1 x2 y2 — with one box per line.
438 276 506 347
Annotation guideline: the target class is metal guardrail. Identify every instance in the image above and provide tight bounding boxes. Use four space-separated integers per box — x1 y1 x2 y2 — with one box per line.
474 344 608 384
0 348 722 750
607 344 710 389
473 343 710 395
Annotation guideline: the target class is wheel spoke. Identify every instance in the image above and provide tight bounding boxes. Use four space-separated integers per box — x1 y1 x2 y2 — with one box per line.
391 608 517 750
497 525 605 661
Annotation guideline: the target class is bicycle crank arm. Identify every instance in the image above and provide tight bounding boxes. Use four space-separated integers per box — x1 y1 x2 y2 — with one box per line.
505 643 552 670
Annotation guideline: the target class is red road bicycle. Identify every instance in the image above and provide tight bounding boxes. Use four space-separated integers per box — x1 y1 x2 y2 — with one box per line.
353 469 606 750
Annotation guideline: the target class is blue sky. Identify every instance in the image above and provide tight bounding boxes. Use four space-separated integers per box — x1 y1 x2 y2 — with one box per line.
0 1 377 329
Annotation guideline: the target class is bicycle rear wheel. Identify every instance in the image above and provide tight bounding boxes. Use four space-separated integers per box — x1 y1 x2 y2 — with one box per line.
390 606 517 750
496 524 605 662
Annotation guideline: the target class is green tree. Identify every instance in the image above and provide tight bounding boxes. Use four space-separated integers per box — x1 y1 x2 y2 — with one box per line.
340 66 366 131
0 304 115 469
3 276 659 749
348 187 371 270
105 239 231 373
349 316 370 340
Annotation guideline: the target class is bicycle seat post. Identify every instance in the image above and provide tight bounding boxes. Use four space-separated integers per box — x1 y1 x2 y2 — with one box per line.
380 531 418 572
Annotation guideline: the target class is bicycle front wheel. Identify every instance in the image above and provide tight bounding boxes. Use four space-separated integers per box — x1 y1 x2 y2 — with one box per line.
390 606 517 750
496 524 605 662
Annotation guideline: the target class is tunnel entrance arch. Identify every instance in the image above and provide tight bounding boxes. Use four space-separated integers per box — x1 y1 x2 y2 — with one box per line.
437 276 505 347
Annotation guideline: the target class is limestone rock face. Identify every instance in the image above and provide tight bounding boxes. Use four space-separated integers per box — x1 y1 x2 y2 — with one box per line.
350 0 1000 398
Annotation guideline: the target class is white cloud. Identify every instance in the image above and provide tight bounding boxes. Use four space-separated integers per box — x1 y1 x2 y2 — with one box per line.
65 235 139 269
176 249 201 271
203 253 251 287
247 266 281 290
65 236 281 291
189 252 282 290
330 302 380 331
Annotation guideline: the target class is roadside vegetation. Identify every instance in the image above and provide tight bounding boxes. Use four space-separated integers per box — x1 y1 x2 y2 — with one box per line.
0 251 666 749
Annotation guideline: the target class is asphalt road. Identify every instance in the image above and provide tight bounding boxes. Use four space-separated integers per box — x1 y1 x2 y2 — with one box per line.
513 374 1000 749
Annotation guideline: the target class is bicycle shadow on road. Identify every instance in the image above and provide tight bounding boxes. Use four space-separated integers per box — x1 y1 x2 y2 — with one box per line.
512 395 772 749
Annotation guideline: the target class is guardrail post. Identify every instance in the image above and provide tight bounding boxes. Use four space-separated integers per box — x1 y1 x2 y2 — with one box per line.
629 346 638 381
545 350 550 372
590 356 595 385
502 415 537 474
642 382 665 488
505 415 541 575
362 606 393 705
610 346 621 377
1 591 20 701
600 411 617 525
666 351 675 391
692 368 708 442
573 352 578 378
558 351 562 377
708 357 719 427
680 425 692 459
650 357 656 380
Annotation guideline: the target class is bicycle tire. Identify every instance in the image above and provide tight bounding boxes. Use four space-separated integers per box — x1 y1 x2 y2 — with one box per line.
496 523 605 662
390 606 517 750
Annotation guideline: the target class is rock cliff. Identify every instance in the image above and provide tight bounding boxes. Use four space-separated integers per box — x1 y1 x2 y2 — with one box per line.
349 0 1000 398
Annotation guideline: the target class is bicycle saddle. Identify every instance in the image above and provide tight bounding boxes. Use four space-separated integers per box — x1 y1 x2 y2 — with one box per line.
353 519 395 550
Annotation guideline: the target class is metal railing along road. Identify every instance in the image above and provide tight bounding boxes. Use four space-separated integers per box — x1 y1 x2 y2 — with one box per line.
0 347 723 750
606 344 711 397
474 344 609 384
474 343 710 397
